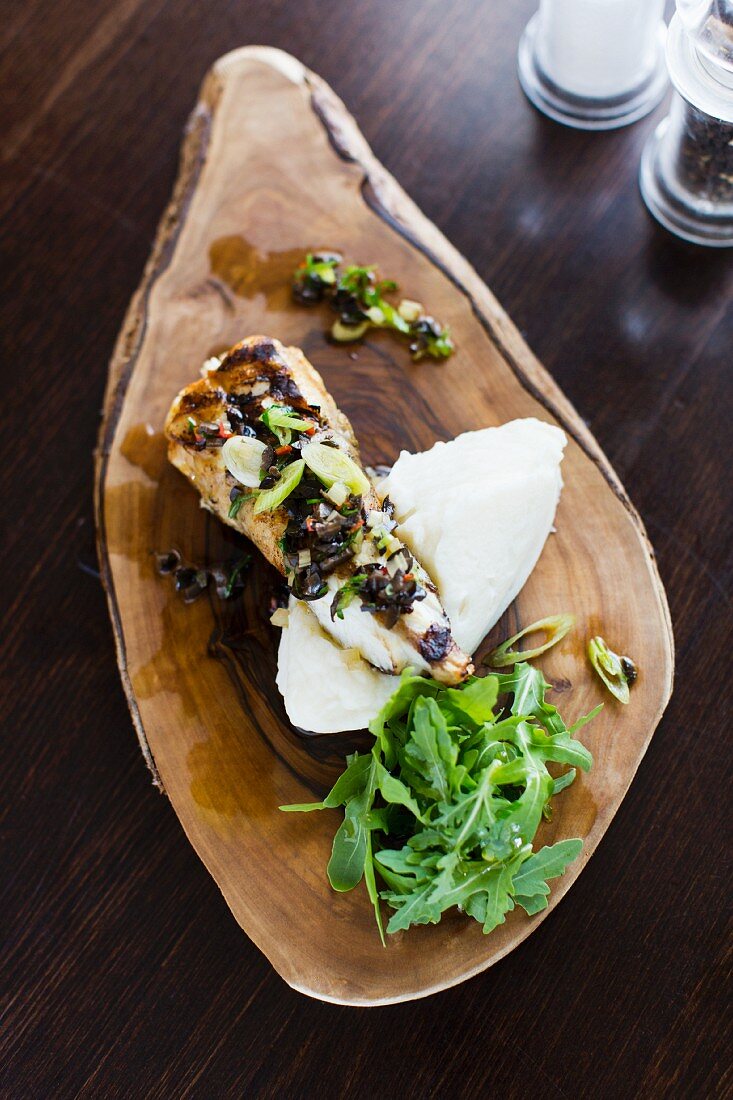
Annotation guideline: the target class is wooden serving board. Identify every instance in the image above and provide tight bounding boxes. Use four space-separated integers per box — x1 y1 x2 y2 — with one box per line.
95 47 674 1006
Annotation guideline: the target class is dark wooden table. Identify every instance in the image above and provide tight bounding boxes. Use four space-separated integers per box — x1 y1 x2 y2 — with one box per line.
2 1 730 1096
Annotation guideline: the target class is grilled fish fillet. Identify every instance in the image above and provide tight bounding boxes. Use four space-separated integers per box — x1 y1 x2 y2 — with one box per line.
165 335 472 684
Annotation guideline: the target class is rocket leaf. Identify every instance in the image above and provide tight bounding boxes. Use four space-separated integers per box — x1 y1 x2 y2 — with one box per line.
281 661 596 940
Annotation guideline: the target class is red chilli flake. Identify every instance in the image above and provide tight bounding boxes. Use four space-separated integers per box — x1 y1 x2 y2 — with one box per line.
217 421 233 439
275 444 293 456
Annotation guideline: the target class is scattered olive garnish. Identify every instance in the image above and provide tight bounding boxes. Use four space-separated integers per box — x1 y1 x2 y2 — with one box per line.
292 253 454 362
155 549 251 603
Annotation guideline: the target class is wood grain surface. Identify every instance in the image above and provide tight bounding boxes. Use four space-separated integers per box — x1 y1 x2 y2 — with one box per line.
1 0 730 1092
95 45 673 1006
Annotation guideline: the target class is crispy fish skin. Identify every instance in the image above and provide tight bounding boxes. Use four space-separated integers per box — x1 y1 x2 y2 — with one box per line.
165 336 472 684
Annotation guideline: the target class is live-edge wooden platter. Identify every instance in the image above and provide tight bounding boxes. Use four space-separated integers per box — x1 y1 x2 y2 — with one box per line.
95 47 674 1006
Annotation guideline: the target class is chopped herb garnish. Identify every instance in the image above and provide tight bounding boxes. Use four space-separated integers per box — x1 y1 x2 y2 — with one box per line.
292 254 455 362
223 554 251 599
588 636 637 704
281 661 595 941
486 614 576 667
228 491 247 519
330 571 368 620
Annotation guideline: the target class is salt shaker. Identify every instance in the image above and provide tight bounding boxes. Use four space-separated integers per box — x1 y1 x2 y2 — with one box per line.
640 1 733 246
518 0 668 129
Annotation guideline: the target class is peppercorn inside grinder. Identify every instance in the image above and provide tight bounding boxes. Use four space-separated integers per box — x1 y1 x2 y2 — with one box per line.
518 0 668 130
640 2 733 246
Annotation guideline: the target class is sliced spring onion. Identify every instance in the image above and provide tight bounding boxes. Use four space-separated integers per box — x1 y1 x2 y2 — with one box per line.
259 404 315 445
253 459 305 514
222 436 267 488
373 299 410 334
331 319 369 342
485 614 575 668
588 636 636 704
303 254 338 285
301 440 371 496
383 534 402 559
270 607 290 628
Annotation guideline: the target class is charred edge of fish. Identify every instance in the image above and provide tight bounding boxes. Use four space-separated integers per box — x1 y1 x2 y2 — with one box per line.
418 623 453 664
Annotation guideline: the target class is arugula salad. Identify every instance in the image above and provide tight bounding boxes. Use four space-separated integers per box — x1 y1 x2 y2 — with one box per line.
283 661 599 942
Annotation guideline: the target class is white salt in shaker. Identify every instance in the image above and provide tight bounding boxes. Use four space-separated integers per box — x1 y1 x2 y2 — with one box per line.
640 1 733 246
518 0 669 129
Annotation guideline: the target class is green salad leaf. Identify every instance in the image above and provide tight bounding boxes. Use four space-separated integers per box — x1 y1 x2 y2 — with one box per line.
280 661 596 941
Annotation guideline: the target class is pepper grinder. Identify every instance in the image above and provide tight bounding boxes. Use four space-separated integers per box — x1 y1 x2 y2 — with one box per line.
518 0 669 129
640 1 733 246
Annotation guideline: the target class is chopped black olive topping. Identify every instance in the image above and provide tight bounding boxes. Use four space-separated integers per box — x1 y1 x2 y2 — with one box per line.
291 563 328 602
259 465 282 491
359 563 426 629
331 562 426 627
